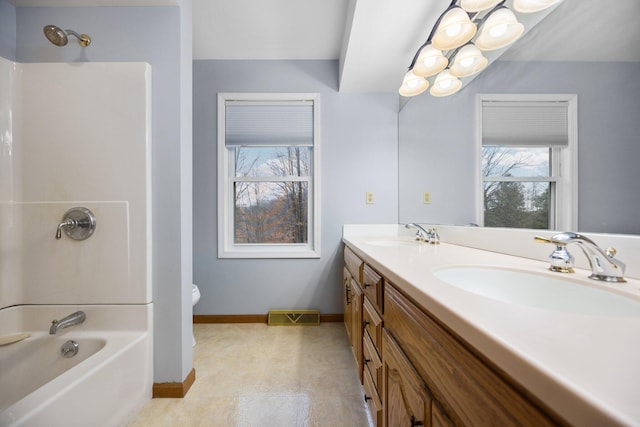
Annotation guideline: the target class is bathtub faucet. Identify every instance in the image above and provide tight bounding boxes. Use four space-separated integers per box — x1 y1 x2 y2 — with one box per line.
49 311 86 334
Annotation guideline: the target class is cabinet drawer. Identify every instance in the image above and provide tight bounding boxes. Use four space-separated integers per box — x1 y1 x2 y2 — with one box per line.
344 246 363 284
363 331 382 393
363 298 383 352
384 284 559 426
362 264 383 312
363 366 382 427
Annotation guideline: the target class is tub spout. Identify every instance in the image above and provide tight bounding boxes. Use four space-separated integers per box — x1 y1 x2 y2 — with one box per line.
49 311 86 334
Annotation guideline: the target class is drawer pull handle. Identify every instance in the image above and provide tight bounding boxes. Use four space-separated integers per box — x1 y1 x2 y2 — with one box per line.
364 282 372 288
364 394 372 402
363 320 370 327
410 416 424 427
364 357 371 365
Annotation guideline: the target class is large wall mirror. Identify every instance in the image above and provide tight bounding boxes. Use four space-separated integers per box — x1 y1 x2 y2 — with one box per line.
398 60 640 235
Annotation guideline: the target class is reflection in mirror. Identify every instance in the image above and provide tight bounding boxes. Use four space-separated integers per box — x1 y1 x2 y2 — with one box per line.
478 94 576 231
398 61 640 235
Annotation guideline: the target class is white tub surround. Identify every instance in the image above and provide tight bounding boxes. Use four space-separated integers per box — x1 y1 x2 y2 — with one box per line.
343 224 640 426
0 57 153 426
0 304 152 427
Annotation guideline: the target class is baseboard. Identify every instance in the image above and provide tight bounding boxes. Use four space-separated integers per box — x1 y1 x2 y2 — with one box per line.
153 368 196 398
194 313 344 324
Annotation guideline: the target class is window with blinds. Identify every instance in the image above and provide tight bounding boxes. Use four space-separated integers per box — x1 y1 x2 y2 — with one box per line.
477 95 577 230
218 93 320 258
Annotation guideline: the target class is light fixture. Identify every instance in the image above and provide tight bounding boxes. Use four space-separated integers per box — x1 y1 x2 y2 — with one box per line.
412 44 448 77
460 0 501 13
399 70 429 97
399 0 563 98
430 70 462 97
475 7 524 51
431 6 477 51
449 44 488 77
513 0 562 13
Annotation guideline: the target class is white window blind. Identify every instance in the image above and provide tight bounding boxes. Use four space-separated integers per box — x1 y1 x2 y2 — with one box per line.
225 101 314 147
482 100 569 147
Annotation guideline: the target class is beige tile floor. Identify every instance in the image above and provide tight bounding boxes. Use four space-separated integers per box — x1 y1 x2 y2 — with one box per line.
128 323 372 427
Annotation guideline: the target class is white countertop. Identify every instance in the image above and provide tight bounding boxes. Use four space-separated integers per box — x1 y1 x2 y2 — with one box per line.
343 224 640 426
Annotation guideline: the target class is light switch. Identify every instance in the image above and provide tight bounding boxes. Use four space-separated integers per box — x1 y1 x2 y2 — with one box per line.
366 192 374 204
423 192 431 204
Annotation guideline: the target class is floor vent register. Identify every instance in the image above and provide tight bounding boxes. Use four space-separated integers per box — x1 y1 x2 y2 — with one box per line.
267 310 320 326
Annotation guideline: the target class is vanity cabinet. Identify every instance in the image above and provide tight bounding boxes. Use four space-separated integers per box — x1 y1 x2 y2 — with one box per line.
343 243 564 427
384 284 560 426
343 245 384 426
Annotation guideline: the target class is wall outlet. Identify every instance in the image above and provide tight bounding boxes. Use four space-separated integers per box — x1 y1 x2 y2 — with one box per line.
423 192 431 204
366 192 374 204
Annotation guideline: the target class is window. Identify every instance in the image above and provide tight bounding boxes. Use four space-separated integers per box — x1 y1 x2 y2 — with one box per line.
476 94 577 230
218 93 320 258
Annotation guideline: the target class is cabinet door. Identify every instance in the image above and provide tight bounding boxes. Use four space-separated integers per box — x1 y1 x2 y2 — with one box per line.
343 268 353 345
351 278 364 380
383 329 430 427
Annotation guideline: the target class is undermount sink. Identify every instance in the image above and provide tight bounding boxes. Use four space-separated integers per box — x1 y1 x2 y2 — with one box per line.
366 239 424 247
433 267 640 317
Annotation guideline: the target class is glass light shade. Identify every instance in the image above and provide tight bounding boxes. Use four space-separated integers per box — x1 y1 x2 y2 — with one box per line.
432 7 477 51
399 70 429 97
513 0 562 13
413 45 448 77
460 0 502 13
475 8 524 51
449 44 488 77
430 70 462 97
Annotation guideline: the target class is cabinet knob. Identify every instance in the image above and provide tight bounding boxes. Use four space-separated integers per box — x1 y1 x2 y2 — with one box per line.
410 416 424 427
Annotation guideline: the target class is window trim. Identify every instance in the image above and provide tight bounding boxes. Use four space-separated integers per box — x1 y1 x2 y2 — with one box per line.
217 92 321 259
475 94 578 230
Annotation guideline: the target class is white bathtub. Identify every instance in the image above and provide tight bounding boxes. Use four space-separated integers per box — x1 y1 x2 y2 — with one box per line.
0 304 153 427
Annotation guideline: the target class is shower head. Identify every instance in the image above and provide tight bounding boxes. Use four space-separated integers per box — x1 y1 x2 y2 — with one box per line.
43 25 91 47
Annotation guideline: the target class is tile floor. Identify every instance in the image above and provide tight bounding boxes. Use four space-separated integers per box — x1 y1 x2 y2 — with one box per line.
128 323 371 427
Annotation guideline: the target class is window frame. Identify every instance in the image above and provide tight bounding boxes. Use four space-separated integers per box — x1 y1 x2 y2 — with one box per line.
475 94 578 230
218 93 321 259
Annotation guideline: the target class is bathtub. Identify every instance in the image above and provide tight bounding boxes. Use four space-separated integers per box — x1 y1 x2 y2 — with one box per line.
0 304 152 427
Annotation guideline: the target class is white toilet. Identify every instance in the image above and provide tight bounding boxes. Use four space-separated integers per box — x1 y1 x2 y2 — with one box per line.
191 284 201 346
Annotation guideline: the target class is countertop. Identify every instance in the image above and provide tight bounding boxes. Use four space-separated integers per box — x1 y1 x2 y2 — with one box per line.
343 225 640 426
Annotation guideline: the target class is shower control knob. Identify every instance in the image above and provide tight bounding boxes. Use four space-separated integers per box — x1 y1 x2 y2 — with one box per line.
56 207 96 241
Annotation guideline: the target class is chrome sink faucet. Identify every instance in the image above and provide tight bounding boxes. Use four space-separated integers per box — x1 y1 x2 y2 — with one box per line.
405 223 440 244
534 232 626 283
49 311 86 334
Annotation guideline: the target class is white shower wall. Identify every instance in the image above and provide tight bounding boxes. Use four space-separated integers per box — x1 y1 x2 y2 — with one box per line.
0 57 152 309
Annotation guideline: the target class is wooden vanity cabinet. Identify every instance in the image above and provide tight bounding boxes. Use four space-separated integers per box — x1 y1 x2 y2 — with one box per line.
343 243 564 427
384 284 561 426
343 245 384 425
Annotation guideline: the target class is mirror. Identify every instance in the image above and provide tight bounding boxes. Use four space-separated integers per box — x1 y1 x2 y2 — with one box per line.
398 60 640 235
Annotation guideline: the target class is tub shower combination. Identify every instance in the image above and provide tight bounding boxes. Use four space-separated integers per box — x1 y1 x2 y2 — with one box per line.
0 29 153 427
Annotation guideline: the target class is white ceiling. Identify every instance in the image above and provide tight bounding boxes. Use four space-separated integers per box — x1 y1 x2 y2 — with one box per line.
11 0 640 92
191 0 640 93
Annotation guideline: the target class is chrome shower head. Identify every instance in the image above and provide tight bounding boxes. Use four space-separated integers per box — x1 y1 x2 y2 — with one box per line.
43 25 91 47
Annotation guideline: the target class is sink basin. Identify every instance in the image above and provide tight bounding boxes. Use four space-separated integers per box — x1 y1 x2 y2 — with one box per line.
367 239 424 247
433 267 640 317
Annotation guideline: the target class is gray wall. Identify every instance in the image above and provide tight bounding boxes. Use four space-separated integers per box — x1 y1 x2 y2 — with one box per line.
10 3 193 383
399 61 640 235
193 60 398 315
0 0 15 60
